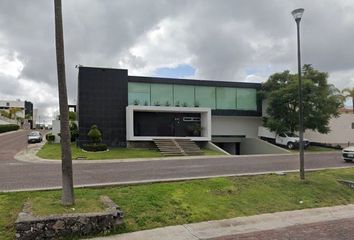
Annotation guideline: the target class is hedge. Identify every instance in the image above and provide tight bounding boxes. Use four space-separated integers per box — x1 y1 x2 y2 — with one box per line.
82 143 108 152
46 133 55 143
0 124 19 133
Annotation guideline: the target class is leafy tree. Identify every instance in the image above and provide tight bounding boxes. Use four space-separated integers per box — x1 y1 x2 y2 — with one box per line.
69 121 79 142
263 64 341 134
54 0 74 206
88 125 102 144
342 87 354 113
68 111 76 121
9 107 23 119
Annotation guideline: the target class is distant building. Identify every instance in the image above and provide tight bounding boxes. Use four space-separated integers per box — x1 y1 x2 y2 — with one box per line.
0 100 35 128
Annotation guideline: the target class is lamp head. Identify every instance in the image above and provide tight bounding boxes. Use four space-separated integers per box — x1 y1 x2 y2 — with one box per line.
291 8 304 22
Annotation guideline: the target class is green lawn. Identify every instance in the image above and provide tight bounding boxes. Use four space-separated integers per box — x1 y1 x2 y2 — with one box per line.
36 143 225 160
2 168 354 239
290 145 340 153
37 143 163 160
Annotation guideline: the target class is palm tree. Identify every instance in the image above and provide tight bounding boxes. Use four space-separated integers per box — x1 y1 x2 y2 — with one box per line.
342 88 354 113
9 107 23 119
54 0 74 205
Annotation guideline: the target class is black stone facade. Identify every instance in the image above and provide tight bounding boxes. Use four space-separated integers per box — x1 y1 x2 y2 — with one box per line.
77 67 128 147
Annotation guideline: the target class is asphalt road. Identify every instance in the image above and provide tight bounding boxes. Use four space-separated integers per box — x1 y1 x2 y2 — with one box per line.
0 130 352 192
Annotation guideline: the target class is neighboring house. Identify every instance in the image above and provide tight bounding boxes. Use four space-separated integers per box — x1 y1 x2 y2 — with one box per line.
76 66 286 155
0 100 34 128
304 110 354 146
0 100 25 118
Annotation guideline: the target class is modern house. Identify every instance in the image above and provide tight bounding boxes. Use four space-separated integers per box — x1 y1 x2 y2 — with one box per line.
0 100 34 128
76 66 286 155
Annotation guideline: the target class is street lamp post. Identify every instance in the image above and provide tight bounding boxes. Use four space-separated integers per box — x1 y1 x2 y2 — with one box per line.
292 8 305 180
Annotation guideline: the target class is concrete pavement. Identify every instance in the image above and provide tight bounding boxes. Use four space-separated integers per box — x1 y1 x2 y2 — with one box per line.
88 204 354 240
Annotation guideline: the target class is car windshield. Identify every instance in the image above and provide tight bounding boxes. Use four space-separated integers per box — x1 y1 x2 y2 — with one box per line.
286 132 298 137
29 132 40 136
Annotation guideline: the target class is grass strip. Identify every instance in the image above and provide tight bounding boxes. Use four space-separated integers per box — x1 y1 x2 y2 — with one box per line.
2 167 354 239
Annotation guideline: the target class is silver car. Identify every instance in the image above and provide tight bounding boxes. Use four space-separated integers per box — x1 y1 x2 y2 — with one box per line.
27 131 43 144
342 146 354 162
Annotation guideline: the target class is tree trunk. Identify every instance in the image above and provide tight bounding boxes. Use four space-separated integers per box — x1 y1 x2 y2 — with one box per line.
54 0 75 205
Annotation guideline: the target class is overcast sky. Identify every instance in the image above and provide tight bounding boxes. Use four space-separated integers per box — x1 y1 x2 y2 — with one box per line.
1 0 354 123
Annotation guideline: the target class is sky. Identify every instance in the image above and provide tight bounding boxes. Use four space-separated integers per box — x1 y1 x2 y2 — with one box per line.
1 0 354 123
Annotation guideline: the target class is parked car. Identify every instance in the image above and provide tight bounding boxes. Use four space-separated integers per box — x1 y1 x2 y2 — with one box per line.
27 131 43 144
342 146 354 162
258 126 310 149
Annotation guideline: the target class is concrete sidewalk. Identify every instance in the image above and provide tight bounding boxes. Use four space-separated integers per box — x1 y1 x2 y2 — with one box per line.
88 204 354 240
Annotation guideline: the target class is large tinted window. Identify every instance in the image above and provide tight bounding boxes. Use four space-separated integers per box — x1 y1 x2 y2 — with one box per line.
174 85 195 107
150 84 173 106
195 86 216 109
128 82 150 105
216 87 237 109
237 88 257 110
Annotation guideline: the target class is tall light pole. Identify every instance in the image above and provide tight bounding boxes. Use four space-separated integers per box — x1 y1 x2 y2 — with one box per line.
292 8 305 180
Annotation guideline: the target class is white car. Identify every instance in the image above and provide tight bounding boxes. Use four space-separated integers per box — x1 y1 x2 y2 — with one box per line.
342 146 354 162
27 131 43 144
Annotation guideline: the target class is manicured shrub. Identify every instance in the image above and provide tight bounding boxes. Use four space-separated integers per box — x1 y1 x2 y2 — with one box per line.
46 133 55 143
82 143 107 152
87 125 102 143
0 124 19 133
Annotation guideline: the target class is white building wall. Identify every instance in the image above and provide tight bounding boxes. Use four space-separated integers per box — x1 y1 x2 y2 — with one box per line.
211 116 262 138
304 113 354 145
52 119 61 143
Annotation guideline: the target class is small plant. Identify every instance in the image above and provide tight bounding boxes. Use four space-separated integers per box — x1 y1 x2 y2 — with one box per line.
70 121 79 142
133 99 140 105
154 101 160 106
194 101 200 107
165 101 171 106
144 100 149 106
182 102 188 107
87 125 102 144
175 101 180 107
46 133 55 144
85 125 107 152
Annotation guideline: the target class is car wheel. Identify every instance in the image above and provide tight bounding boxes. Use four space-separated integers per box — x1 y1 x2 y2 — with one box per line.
344 159 353 163
287 142 295 149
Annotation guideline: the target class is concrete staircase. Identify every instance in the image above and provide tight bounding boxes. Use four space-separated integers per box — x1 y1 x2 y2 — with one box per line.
153 139 204 157
175 139 204 156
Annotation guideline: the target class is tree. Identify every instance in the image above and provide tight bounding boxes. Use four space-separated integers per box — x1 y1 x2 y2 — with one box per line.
88 125 102 144
69 111 76 121
9 107 23 119
263 64 341 134
342 87 354 113
54 0 74 205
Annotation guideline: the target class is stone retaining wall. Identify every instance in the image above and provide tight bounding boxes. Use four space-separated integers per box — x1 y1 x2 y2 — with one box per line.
15 196 123 240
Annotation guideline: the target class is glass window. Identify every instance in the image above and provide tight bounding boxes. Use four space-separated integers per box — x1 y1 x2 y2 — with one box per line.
195 86 216 109
216 87 237 109
237 88 257 110
174 85 195 107
128 83 150 105
151 84 173 106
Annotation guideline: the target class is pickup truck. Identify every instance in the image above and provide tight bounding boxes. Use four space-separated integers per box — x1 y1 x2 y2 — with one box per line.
258 126 310 149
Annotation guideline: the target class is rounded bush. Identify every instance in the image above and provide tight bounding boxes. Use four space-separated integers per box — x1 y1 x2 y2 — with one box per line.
82 143 108 152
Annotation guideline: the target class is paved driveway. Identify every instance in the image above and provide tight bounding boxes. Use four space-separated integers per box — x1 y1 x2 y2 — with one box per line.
0 130 352 191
